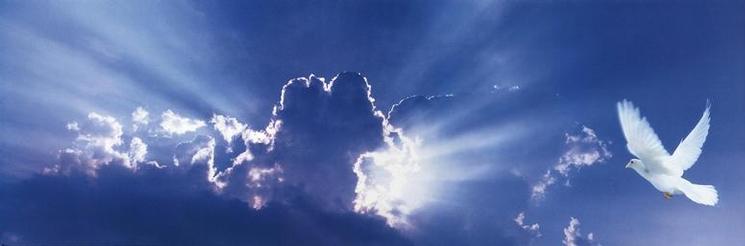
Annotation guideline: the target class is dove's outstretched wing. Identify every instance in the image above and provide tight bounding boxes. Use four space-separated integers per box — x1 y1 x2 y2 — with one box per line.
617 100 676 174
669 102 711 174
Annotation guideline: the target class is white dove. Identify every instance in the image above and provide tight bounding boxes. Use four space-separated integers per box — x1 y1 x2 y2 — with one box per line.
617 100 718 206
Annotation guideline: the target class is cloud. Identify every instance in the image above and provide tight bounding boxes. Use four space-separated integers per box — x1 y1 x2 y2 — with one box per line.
242 127 276 146
131 106 149 131
65 121 80 131
52 112 166 175
170 134 226 189
514 211 541 237
45 73 394 215
254 73 386 210
132 107 150 123
210 114 247 146
563 217 598 246
530 171 554 200
555 126 611 176
128 137 148 166
53 112 129 174
47 73 392 212
160 110 206 135
532 125 612 200
77 113 125 150
0 73 424 245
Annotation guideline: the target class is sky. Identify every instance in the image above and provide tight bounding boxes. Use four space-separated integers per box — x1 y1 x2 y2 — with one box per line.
0 0 744 245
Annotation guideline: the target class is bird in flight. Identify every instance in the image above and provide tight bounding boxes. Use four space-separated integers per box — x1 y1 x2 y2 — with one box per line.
617 100 718 206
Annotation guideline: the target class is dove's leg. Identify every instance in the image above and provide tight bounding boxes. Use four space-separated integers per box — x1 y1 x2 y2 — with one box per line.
663 192 672 199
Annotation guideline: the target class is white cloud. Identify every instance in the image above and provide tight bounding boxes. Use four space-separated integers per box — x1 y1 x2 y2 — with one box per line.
160 110 206 135
79 113 124 148
210 114 247 145
563 217 580 246
66 121 80 131
191 137 215 164
532 125 611 200
563 217 598 246
514 212 541 237
188 136 224 188
243 128 273 145
55 104 279 198
232 150 254 165
128 137 148 169
531 170 556 200
353 128 423 227
232 119 282 165
54 112 165 174
555 126 611 176
131 107 149 131
56 112 130 175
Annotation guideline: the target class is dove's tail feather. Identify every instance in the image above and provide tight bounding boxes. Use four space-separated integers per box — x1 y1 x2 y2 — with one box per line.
678 179 718 206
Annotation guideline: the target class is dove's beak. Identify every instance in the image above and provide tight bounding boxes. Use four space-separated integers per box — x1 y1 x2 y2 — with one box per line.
625 163 630 168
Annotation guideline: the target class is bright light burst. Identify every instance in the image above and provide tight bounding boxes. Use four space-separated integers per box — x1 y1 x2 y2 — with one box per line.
352 128 429 227
352 114 528 227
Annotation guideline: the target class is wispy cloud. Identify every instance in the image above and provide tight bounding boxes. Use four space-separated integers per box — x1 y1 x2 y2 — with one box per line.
160 110 206 135
563 217 598 246
131 107 150 131
532 125 612 200
514 211 541 237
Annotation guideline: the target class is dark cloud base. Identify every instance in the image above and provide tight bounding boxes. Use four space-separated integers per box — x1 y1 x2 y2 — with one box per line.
0 165 410 246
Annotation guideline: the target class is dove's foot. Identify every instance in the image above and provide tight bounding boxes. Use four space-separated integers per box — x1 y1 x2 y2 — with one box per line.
663 192 672 200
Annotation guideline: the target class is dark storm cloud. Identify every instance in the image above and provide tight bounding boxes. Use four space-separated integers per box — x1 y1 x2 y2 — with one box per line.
217 73 387 211
270 73 385 209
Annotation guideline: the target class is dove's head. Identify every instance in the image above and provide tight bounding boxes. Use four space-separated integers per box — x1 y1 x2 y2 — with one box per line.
625 159 642 170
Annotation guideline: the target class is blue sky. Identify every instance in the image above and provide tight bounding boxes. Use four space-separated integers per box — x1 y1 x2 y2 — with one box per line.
1 0 743 245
